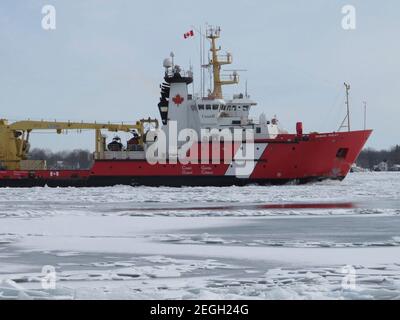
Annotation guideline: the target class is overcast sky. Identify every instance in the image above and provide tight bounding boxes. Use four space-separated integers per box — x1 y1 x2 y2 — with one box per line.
1 0 399 151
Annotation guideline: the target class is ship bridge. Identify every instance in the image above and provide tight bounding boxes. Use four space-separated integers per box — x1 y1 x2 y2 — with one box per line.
196 94 258 128
157 25 286 142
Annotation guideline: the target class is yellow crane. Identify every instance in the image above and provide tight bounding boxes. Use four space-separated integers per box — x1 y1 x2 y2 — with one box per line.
205 26 239 99
0 118 158 170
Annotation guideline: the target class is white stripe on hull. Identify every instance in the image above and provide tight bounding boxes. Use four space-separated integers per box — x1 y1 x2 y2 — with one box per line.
225 143 268 178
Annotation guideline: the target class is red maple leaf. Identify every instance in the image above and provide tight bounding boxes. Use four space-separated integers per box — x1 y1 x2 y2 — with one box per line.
172 94 184 105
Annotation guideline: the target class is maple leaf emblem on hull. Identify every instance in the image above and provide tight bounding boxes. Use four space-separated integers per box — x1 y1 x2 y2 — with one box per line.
172 94 184 106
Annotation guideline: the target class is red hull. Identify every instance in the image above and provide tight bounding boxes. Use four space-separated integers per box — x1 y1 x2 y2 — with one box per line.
0 130 372 187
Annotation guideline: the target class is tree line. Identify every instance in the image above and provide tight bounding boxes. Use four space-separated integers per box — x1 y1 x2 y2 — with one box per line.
28 148 93 169
28 145 400 170
356 145 400 169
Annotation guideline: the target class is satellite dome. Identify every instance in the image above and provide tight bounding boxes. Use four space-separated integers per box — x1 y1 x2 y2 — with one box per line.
163 58 173 68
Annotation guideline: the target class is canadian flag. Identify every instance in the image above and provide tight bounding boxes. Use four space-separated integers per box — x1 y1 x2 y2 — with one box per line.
183 30 194 39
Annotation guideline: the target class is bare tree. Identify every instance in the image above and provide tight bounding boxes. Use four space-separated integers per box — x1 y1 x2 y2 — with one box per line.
28 148 93 169
357 145 400 169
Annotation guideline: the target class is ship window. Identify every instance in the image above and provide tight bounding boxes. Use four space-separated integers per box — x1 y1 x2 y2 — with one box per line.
256 127 261 133
198 104 204 110
232 120 241 125
206 105 211 110
238 106 241 109
336 148 349 159
227 106 231 111
212 104 219 110
232 106 237 111
243 106 249 111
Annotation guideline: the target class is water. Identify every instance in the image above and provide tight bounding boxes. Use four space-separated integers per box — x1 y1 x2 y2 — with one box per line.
0 172 399 299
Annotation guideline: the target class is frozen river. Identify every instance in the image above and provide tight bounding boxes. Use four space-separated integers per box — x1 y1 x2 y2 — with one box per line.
0 172 400 299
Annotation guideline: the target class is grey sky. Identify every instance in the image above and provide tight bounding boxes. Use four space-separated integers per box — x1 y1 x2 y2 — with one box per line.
1 0 399 151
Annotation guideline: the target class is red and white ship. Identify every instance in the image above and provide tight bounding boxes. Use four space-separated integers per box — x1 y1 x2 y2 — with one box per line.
0 26 371 187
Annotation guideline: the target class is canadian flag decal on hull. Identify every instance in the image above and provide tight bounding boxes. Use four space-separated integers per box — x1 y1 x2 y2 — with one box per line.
172 94 184 105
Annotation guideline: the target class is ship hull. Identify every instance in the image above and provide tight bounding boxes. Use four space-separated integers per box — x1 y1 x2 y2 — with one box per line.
0 130 372 187
0 175 343 188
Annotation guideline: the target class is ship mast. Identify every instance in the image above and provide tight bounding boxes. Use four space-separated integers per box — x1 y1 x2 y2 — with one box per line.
204 26 239 99
338 82 351 132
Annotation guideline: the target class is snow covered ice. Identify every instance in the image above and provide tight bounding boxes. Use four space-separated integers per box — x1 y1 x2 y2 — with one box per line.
1 172 400 299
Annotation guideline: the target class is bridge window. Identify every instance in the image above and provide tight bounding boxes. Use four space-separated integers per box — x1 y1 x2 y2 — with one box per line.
206 105 211 110
198 104 204 110
212 104 219 110
243 106 249 111
232 106 237 111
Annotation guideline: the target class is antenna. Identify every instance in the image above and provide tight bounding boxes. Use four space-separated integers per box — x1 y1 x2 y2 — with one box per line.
338 82 351 132
202 25 206 98
208 50 212 92
189 59 194 98
199 26 203 98
191 24 210 99
345 82 351 131
363 101 367 130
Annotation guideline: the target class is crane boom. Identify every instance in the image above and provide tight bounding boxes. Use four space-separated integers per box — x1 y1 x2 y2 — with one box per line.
7 120 141 132
0 118 158 170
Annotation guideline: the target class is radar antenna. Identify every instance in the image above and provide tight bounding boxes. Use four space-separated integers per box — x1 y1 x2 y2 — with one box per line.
204 26 239 99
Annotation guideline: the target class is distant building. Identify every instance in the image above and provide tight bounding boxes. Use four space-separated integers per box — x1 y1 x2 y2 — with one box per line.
373 161 389 172
390 164 400 172
350 163 367 172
